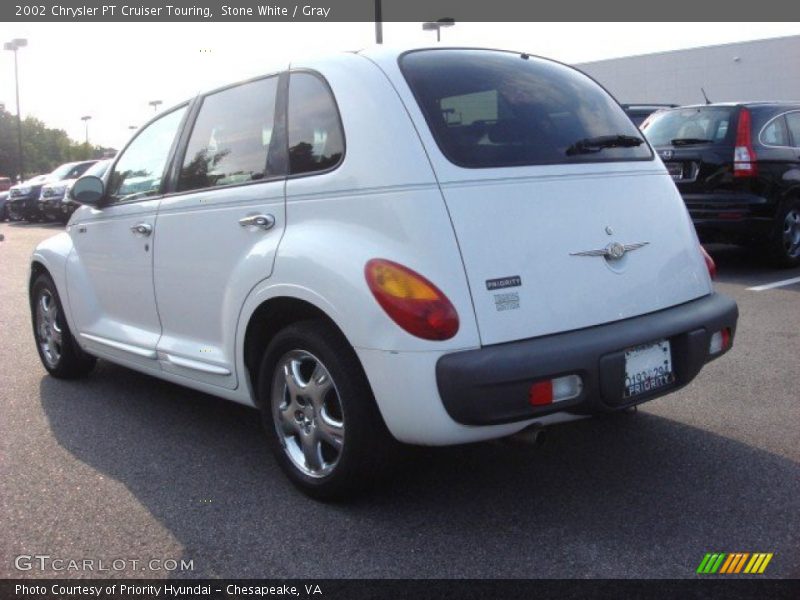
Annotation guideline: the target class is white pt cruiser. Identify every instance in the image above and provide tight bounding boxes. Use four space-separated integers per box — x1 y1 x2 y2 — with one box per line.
30 47 738 499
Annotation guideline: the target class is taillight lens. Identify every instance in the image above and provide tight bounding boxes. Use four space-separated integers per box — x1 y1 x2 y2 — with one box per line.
529 375 583 407
700 245 717 280
365 259 459 341
709 328 732 355
733 107 757 178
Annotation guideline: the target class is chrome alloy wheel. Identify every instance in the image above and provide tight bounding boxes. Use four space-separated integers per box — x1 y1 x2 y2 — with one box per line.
271 350 345 478
783 208 800 259
35 289 63 368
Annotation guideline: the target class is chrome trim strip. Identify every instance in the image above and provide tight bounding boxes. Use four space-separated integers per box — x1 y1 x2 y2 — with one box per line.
163 354 231 376
80 333 158 359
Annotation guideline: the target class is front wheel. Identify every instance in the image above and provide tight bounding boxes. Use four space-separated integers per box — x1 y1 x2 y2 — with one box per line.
30 273 96 379
257 320 397 500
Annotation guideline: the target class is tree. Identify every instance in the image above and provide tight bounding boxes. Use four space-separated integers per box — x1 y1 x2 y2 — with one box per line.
0 107 112 180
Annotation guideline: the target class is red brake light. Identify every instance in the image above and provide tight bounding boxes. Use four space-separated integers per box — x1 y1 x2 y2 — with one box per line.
700 245 717 280
733 107 757 178
365 259 459 341
721 328 731 350
529 381 553 406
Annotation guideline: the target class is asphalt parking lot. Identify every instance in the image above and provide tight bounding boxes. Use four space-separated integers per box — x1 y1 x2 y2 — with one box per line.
1 221 798 579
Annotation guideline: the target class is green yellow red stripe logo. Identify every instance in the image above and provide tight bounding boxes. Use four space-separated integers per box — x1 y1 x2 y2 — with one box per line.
697 552 773 574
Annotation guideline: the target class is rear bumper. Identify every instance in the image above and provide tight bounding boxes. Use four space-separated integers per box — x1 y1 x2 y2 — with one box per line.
682 192 775 239
436 293 738 426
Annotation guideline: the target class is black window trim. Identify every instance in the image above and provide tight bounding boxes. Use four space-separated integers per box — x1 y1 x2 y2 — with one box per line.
102 67 346 207
102 101 192 207
397 47 655 170
166 71 289 198
285 68 347 180
759 109 800 149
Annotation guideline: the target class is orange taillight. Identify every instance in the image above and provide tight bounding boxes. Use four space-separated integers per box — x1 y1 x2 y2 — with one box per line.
365 259 459 341
700 245 717 280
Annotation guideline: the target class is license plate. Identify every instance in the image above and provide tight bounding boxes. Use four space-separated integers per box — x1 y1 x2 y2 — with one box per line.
665 162 683 180
624 340 675 399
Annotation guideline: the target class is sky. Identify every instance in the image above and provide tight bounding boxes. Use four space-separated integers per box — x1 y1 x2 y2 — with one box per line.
0 22 798 149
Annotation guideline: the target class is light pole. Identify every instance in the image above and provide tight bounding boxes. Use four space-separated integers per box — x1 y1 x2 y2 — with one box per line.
81 115 92 145
149 100 162 113
374 0 382 44
4 38 27 181
422 19 455 42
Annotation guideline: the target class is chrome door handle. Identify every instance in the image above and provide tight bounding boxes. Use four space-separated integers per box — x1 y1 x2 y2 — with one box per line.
239 214 275 231
130 223 153 236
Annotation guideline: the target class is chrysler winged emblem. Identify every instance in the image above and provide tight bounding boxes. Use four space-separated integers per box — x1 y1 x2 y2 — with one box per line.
570 241 649 260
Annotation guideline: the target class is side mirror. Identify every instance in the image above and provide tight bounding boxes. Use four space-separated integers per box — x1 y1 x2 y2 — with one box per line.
70 175 105 207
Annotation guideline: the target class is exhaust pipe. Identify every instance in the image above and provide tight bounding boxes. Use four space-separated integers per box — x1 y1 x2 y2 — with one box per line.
503 423 548 447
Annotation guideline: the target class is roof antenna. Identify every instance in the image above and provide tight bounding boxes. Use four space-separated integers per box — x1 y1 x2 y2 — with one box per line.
701 87 712 105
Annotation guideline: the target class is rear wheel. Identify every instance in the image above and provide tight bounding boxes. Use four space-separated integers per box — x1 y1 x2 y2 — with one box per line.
257 320 396 500
767 199 800 268
30 273 96 379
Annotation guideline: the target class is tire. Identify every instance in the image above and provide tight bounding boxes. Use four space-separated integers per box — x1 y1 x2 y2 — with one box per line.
30 273 96 379
257 320 397 500
767 199 800 268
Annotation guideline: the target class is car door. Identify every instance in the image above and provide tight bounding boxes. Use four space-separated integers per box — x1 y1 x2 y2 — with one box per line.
66 105 188 370
152 74 287 389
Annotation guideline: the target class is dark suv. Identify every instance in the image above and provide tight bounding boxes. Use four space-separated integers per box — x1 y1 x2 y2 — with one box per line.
642 103 800 267
8 161 96 222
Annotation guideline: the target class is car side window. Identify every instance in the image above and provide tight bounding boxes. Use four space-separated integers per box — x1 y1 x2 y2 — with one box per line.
107 106 186 204
786 112 800 148
178 76 280 192
761 115 790 146
287 72 344 175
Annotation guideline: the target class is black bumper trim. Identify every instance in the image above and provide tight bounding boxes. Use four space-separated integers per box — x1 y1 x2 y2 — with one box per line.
436 293 738 426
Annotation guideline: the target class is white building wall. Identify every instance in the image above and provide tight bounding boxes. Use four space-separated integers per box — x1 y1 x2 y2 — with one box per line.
576 35 800 106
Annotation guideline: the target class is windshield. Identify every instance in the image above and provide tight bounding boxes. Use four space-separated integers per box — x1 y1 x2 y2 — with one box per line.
49 161 96 181
49 163 77 180
642 107 735 147
85 159 112 177
400 49 652 168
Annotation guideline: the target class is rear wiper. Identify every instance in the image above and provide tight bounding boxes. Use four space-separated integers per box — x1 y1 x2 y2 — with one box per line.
670 138 714 146
566 134 644 156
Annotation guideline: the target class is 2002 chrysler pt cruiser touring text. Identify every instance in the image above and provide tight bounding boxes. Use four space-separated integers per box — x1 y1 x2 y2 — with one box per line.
29 47 738 499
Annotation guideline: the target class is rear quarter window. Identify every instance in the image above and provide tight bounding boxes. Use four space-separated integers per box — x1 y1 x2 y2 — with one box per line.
760 114 790 146
287 72 345 175
400 49 652 168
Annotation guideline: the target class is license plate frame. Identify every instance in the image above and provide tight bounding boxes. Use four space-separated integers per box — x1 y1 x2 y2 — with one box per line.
623 339 675 399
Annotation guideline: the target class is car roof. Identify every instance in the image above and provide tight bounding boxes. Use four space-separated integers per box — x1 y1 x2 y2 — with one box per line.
674 101 800 109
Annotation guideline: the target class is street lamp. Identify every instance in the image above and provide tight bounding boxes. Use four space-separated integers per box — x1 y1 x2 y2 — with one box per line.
422 19 455 42
81 115 92 145
374 0 383 44
149 100 162 113
4 37 27 180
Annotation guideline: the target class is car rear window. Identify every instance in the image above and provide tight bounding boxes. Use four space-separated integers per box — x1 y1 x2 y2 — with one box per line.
642 107 735 147
400 49 651 168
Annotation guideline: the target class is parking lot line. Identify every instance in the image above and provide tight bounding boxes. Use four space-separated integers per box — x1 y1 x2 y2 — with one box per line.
746 276 800 291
